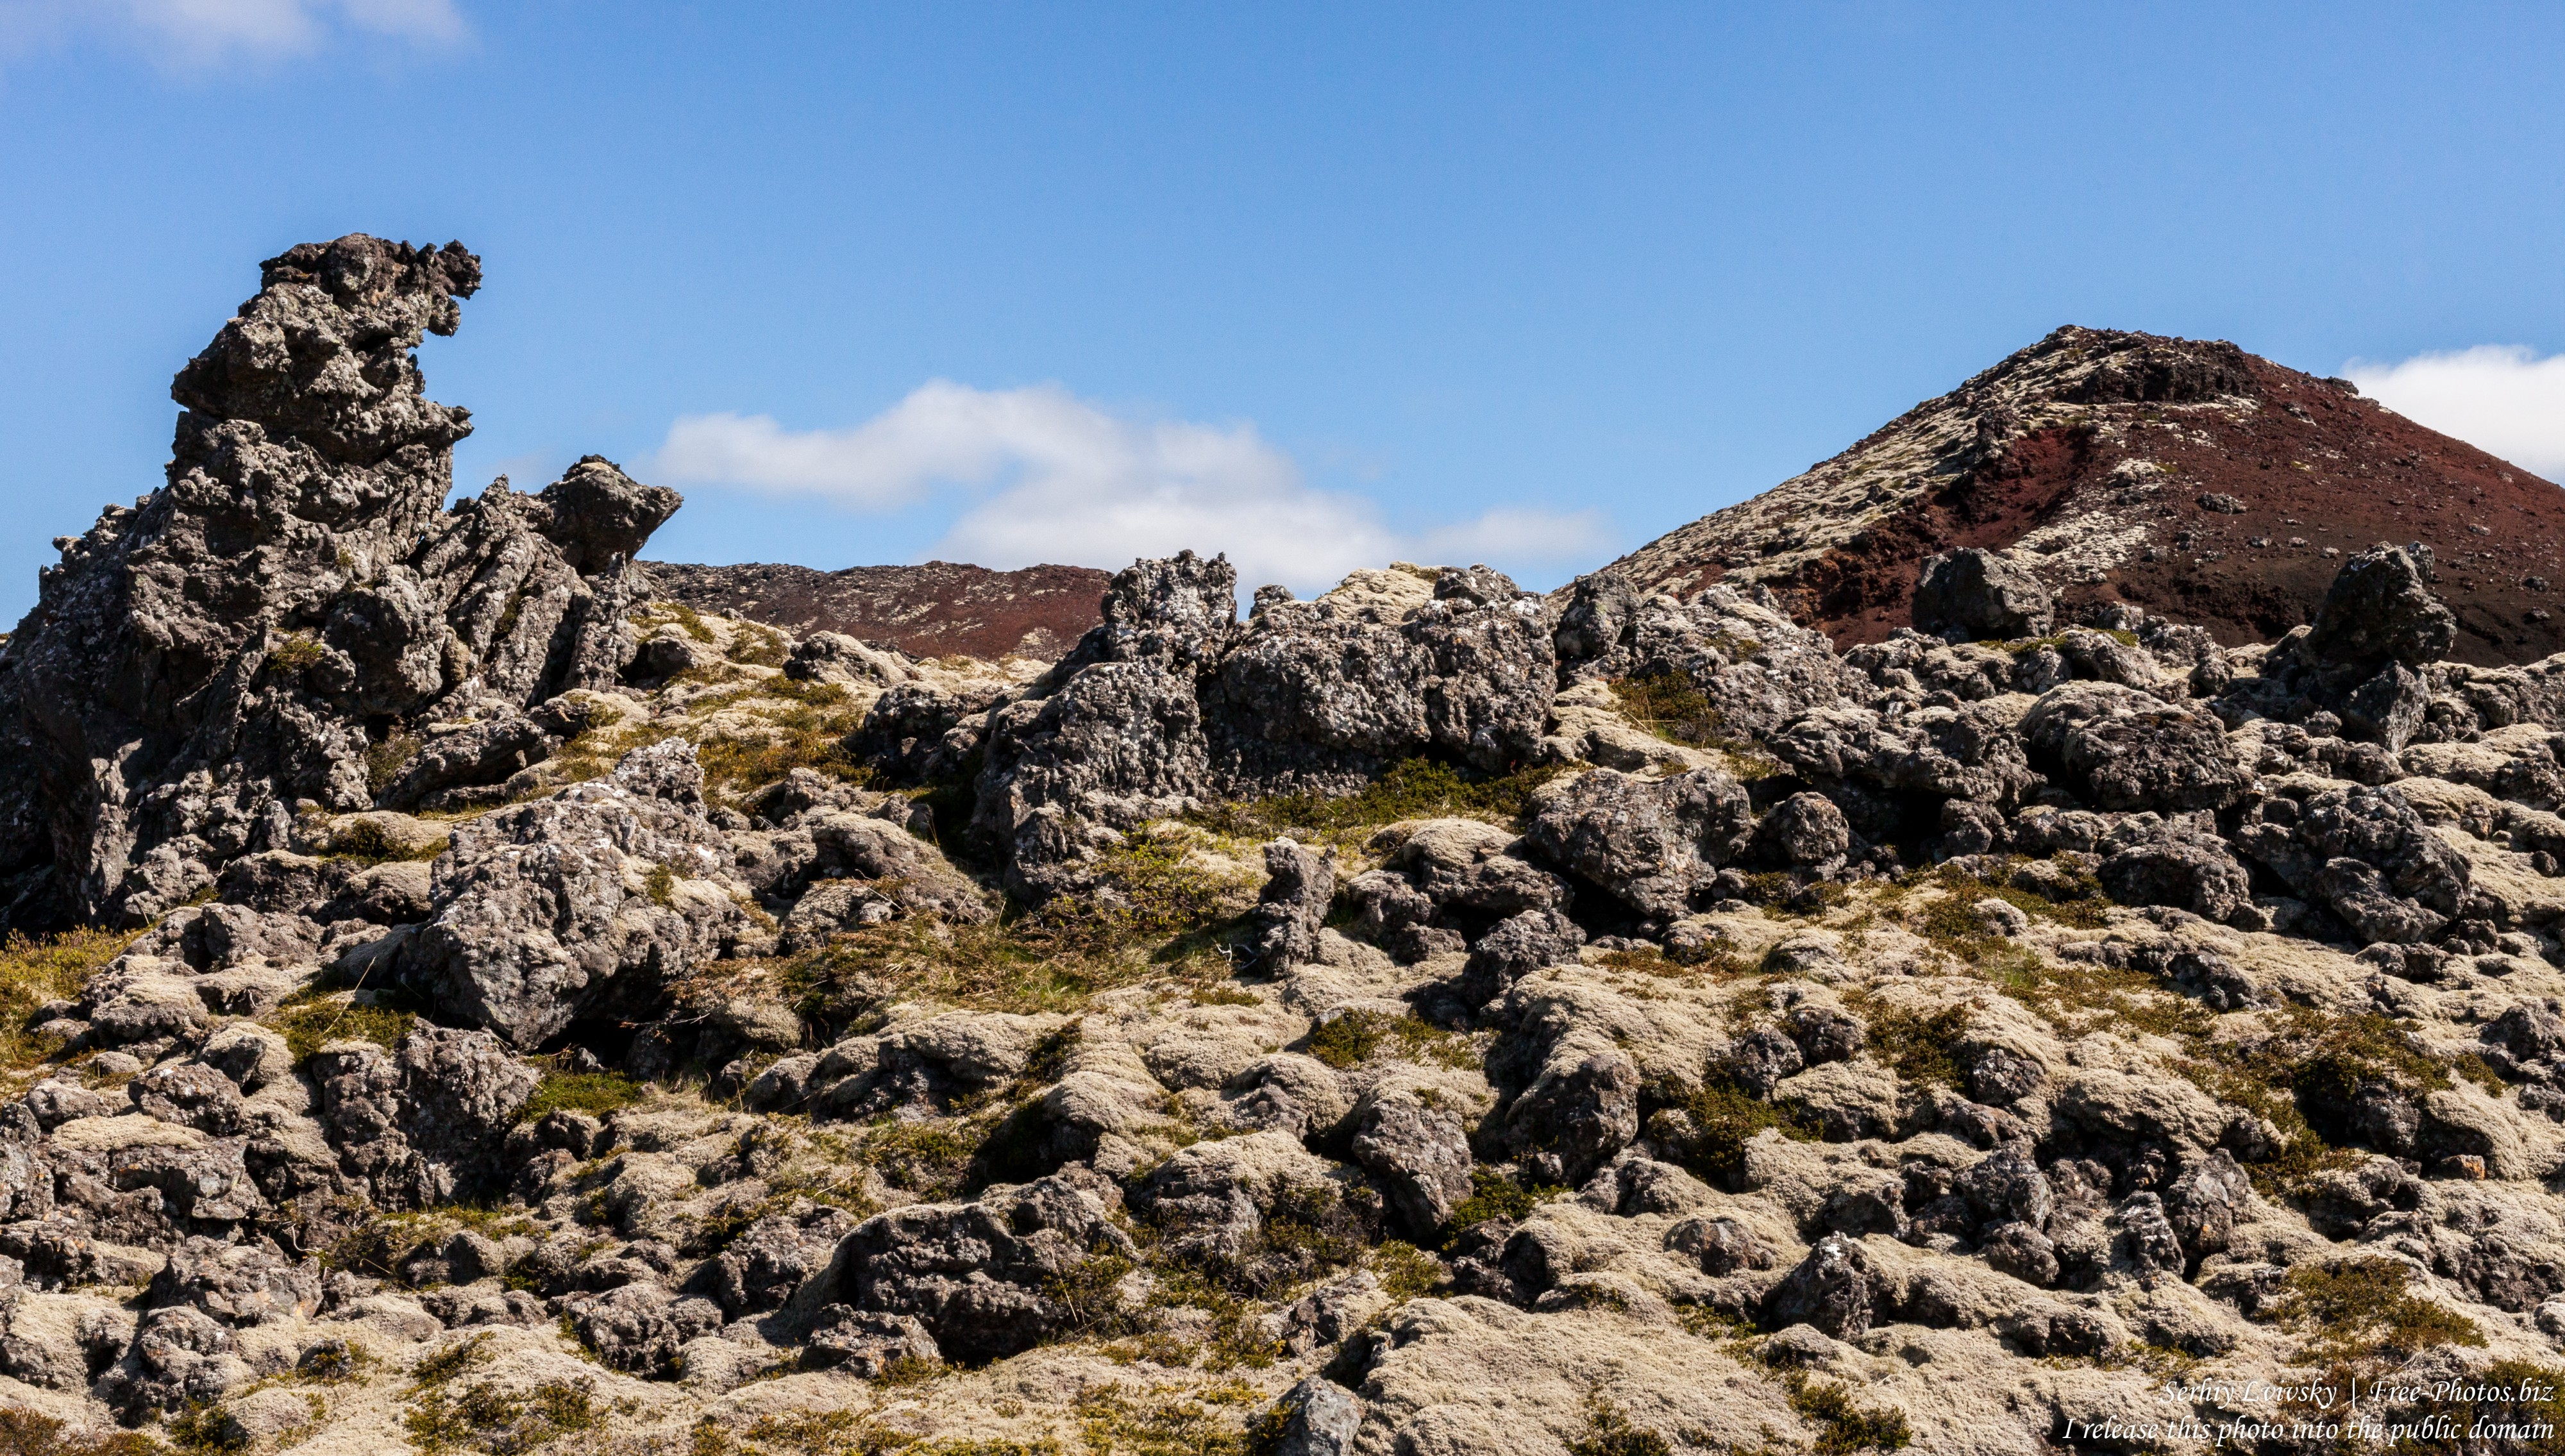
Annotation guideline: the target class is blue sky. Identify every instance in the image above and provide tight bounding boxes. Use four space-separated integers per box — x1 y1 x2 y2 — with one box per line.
3 3 2563 615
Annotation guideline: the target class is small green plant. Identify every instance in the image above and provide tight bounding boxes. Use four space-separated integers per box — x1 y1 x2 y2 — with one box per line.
1073 1382 1252 1456
0 926 139 1069
1039 1251 1141 1341
693 699 872 801
1566 1391 1676 1456
1440 1166 1563 1237
366 733 422 796
1906 860 2109 968
1189 757 1571 844
730 624 789 666
1306 1009 1479 1070
404 1376 603 1455
2265 1257 2485 1364
664 603 717 642
272 992 416 1066
859 1119 979 1200
1780 1370 1912 1453
1607 671 1781 778
517 1070 648 1124
1025 824 1243 953
0 1409 166 1456
1647 1070 1820 1188
266 632 328 675
324 818 444 864
407 1333 496 1391
644 862 677 906
164 1403 247 1455
1862 1002 1971 1087
1374 1240 1442 1301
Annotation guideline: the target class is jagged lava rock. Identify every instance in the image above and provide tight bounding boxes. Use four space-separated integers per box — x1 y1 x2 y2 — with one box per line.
0 234 677 932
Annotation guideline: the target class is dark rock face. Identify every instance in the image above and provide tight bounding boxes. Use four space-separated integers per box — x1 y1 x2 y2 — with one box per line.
1350 1090 1476 1235
807 1175 1135 1364
2304 544 2459 668
310 1021 539 1208
1912 548 2055 643
1522 768 1753 922
1763 1234 1881 1339
2020 682 2248 814
0 235 677 932
388 739 745 1048
1240 839 1336 975
2232 783 2469 943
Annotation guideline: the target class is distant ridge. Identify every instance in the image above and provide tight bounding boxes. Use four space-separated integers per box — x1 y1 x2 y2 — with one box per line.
637 558 1109 661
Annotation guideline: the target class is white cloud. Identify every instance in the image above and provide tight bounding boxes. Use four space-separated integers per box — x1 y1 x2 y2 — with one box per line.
0 0 464 67
2344 345 2565 481
647 381 1611 595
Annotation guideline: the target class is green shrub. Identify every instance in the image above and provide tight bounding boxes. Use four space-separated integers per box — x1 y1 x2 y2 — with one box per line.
1025 824 1240 953
1566 1393 1675 1456
1440 1166 1562 1238
0 1408 166 1456
1610 671 1729 744
1191 757 1570 843
1649 1070 1819 1188
1608 671 1781 778
1375 1240 1442 1301
517 1071 647 1125
0 926 137 1069
859 1119 979 1200
164 1403 248 1455
325 819 443 864
663 603 716 643
1039 1251 1141 1341
265 633 327 675
1862 1003 1970 1087
366 733 422 796
1306 1010 1479 1070
407 1334 496 1391
2266 1258 2484 1364
1782 1371 1912 1453
694 702 871 800
644 862 677 906
273 994 416 1065
404 1377 602 1455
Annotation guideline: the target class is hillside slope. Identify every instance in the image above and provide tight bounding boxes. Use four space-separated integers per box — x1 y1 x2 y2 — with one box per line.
639 558 1108 661
1604 326 2565 663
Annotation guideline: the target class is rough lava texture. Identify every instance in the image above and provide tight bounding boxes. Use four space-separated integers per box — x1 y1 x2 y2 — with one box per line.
0 235 676 935
30 247 2565 1455
1602 324 2565 665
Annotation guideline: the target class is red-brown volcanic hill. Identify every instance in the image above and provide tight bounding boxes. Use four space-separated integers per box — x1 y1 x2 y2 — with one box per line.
638 560 1108 661
1603 326 2565 665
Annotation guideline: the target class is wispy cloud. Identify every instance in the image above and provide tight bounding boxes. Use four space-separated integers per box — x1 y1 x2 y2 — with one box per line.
0 0 465 69
2344 344 2565 481
647 381 1611 594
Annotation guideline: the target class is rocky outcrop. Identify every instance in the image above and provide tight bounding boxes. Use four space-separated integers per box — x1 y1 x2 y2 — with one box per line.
0 235 678 932
29 241 2565 1455
388 739 745 1048
968 553 1559 900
